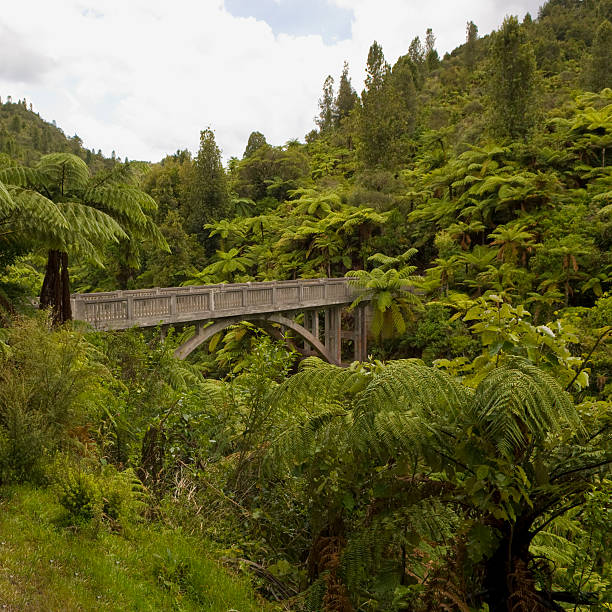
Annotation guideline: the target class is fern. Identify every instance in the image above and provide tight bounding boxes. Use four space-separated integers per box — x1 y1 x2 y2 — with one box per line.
342 498 460 593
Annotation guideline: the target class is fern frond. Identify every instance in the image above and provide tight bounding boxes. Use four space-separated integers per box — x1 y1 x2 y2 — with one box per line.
352 360 470 455
4 188 69 242
37 153 90 194
0 181 15 218
0 166 42 188
471 358 579 459
342 497 460 591
60 202 128 245
83 185 152 228
142 216 170 250
270 358 367 418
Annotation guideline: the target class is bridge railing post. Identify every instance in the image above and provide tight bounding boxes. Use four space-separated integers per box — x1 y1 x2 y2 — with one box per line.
126 295 134 321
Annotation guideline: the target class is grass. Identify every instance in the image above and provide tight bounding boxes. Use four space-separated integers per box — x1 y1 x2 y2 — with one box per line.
0 485 273 611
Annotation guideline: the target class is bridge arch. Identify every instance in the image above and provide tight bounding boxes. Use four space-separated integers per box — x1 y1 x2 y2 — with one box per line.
174 312 339 364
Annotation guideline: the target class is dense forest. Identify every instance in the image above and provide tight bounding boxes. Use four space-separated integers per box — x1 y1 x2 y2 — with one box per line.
0 0 611 609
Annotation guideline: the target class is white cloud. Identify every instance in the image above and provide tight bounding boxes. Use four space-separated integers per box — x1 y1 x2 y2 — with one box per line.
0 0 543 162
0 23 55 83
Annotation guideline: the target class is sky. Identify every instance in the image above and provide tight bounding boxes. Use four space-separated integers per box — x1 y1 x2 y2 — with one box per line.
0 0 544 163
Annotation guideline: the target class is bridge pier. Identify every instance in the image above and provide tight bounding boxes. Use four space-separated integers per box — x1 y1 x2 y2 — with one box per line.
302 304 368 364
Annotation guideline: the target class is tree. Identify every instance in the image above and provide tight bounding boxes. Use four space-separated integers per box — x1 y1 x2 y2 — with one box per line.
231 143 309 203
465 20 479 71
587 19 612 91
243 131 267 159
425 28 440 71
316 75 335 133
364 41 387 93
0 154 165 323
181 128 230 243
488 222 535 264
333 61 358 126
487 16 537 139
358 42 414 168
408 36 426 88
139 210 202 287
390 54 417 134
197 247 254 283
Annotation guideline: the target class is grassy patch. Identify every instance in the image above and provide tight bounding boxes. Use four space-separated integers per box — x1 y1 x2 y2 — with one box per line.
0 486 273 611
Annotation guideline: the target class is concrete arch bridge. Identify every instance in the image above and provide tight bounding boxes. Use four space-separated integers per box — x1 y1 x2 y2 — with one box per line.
71 278 369 365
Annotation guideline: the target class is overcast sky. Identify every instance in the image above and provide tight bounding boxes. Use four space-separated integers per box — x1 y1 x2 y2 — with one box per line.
0 0 544 162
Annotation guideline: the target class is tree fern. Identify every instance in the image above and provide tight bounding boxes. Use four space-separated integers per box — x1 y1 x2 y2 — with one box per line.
265 356 610 609
83 185 152 228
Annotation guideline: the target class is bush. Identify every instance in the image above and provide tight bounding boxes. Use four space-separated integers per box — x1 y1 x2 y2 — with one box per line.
56 467 101 523
55 462 144 527
0 314 107 483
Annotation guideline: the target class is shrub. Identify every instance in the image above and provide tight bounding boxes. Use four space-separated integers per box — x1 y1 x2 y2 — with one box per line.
0 313 107 484
56 468 101 523
54 462 144 527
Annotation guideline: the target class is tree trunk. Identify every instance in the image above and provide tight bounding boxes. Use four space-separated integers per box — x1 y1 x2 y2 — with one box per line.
483 529 546 612
308 518 353 612
40 249 72 324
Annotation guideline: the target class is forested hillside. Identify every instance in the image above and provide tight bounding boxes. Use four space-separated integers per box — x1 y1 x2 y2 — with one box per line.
0 0 611 609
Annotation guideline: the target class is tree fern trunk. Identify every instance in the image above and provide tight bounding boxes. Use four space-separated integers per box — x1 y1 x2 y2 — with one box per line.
483 530 546 612
40 249 72 324
60 251 72 322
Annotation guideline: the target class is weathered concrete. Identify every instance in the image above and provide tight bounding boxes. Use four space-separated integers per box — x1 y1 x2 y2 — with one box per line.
71 278 369 364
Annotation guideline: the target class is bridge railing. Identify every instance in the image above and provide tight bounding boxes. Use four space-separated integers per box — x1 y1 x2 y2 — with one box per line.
71 277 356 330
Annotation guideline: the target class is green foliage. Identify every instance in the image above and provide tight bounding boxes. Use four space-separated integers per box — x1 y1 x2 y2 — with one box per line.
333 61 358 126
266 356 611 609
347 249 422 340
358 42 415 168
243 131 267 158
435 294 586 388
465 21 479 71
316 75 335 133
2 4 612 609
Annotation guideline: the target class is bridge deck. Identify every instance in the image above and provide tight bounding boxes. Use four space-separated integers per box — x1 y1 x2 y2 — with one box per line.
71 277 357 330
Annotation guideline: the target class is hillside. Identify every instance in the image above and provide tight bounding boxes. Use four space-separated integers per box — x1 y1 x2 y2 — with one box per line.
0 96 116 171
